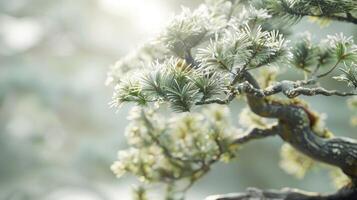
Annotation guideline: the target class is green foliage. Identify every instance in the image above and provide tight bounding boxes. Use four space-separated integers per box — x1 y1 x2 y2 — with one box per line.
324 34 357 87
111 58 228 112
264 0 357 25
326 33 357 62
333 63 357 88
165 81 198 112
264 0 303 24
290 33 357 76
197 29 251 72
160 7 208 58
198 24 288 73
111 80 150 107
316 46 335 67
290 33 318 71
192 71 224 100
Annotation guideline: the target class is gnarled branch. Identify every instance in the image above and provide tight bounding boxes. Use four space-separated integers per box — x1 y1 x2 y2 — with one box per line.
206 186 357 200
241 71 357 179
236 80 356 99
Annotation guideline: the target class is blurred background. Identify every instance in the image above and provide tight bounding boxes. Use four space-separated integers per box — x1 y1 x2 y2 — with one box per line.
0 0 356 200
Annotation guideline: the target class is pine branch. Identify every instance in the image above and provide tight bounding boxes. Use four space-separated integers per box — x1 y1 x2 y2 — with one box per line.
236 80 356 98
206 186 357 200
286 87 357 98
329 13 357 25
266 0 357 25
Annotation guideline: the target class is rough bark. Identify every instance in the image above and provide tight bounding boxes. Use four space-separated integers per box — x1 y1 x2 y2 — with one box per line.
205 71 357 200
206 186 357 200
242 71 357 180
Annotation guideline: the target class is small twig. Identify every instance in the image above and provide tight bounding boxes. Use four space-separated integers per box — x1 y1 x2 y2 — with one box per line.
196 89 238 105
312 63 321 77
285 87 357 98
233 126 278 144
197 76 355 107
317 59 342 78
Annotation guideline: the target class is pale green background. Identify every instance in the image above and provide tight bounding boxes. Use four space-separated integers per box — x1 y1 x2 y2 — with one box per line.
0 0 356 199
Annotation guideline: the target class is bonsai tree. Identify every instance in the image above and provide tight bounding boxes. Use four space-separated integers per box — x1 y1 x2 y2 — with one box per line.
107 0 357 199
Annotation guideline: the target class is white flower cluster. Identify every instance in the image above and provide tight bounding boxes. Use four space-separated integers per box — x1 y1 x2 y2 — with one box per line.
238 107 269 129
111 105 239 184
329 168 351 189
279 143 315 179
280 143 351 189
